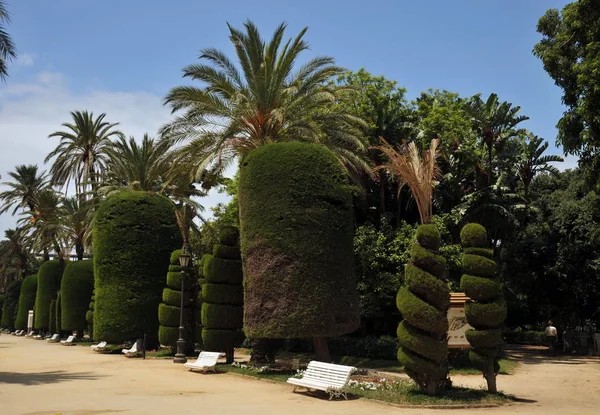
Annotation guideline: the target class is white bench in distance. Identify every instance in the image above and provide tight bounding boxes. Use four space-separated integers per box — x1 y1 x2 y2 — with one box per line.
287 361 356 400
48 334 59 343
122 342 138 355
91 341 107 351
184 351 222 372
60 335 75 345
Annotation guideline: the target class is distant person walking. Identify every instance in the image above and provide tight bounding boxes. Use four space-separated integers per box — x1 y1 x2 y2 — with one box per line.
545 320 558 355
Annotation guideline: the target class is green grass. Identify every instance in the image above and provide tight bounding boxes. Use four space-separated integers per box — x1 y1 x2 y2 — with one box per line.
346 381 514 406
450 359 518 375
217 363 294 383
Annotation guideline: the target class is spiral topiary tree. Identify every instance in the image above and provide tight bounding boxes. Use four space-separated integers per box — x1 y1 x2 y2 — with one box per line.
1 280 22 330
61 260 94 334
15 274 37 330
93 191 181 347
158 249 195 352
194 254 210 347
34 260 64 333
239 142 360 362
202 226 244 363
460 223 506 393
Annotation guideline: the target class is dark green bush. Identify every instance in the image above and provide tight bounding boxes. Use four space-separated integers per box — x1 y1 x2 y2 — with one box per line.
201 303 242 330
283 335 399 360
93 191 181 346
86 310 94 325
15 274 37 330
460 223 506 391
213 244 241 260
158 303 190 327
203 257 243 285
61 260 94 331
202 329 245 351
56 291 62 333
219 226 239 246
0 294 3 325
502 330 546 346
396 224 449 394
49 300 57 334
34 260 63 331
202 283 243 305
1 280 22 330
162 288 181 307
239 142 359 339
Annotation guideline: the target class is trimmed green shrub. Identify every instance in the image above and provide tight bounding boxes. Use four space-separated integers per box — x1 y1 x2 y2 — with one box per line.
460 223 506 393
0 294 3 325
397 224 449 395
93 191 181 346
502 330 546 346
34 260 64 331
49 300 57 334
86 310 94 325
15 274 37 330
202 230 244 362
56 291 62 333
158 249 195 351
61 260 94 331
239 142 359 340
1 279 21 330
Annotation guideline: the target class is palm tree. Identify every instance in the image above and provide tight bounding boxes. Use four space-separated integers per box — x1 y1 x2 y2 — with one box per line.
46 111 123 198
103 134 174 192
371 138 441 224
160 20 368 181
3 228 28 277
517 134 563 199
61 197 92 260
469 93 529 186
0 164 49 215
0 0 16 81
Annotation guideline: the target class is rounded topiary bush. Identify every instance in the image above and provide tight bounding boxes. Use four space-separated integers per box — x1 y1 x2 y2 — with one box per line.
93 191 181 347
34 260 64 331
49 300 57 334
15 274 37 330
239 142 359 340
0 294 4 325
397 224 450 395
202 228 244 363
56 291 62 334
1 279 22 330
460 223 506 393
61 260 94 332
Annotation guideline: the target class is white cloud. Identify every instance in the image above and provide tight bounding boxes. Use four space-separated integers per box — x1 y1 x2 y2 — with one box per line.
552 154 579 172
0 71 232 236
15 52 36 67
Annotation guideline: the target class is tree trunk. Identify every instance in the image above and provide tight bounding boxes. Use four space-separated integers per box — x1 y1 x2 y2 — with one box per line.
225 347 235 364
426 381 438 396
76 241 84 260
484 363 498 393
43 249 50 261
313 336 331 362
249 338 278 364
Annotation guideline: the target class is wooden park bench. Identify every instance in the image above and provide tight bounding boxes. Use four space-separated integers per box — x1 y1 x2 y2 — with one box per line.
286 361 356 400
184 351 222 372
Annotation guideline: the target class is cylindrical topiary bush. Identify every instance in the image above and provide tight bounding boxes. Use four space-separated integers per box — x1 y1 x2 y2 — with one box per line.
460 223 506 393
49 300 57 335
157 249 195 352
34 260 64 332
93 191 181 347
194 254 211 347
15 274 38 330
202 227 244 363
86 289 95 337
397 224 450 396
1 279 22 330
0 294 4 326
239 142 360 361
61 260 94 333
56 291 62 335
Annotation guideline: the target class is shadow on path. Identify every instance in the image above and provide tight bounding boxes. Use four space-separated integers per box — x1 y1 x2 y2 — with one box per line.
0 370 103 386
504 345 600 366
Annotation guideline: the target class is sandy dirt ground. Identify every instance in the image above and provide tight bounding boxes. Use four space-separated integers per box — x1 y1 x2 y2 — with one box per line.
1 335 599 415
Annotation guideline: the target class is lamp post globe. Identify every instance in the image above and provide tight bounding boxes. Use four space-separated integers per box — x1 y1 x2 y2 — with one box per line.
173 243 191 364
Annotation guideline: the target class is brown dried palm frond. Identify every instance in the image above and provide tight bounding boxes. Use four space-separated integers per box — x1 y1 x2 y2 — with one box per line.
371 138 441 224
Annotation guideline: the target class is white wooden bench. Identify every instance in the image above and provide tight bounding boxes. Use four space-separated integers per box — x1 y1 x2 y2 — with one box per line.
60 335 75 345
184 351 222 372
47 334 59 343
122 342 138 355
287 361 356 400
91 341 107 351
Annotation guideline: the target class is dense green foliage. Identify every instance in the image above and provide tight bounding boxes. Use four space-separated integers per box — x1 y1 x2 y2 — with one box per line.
202 227 244 362
534 0 600 173
61 260 94 331
49 299 57 334
239 142 359 338
397 224 449 395
0 294 3 324
34 260 63 331
15 274 37 330
93 191 181 346
461 224 505 392
56 291 62 333
1 279 22 329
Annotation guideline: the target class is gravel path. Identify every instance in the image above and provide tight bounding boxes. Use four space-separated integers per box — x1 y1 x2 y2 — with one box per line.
1 336 599 414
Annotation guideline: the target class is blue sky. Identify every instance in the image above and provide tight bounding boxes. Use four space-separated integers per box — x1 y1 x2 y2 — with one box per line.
0 0 573 234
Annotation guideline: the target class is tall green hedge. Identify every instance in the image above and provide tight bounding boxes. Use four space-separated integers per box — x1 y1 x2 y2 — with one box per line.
49 299 57 334
93 191 181 346
56 291 62 334
15 274 38 330
397 224 450 396
460 223 506 393
0 294 4 325
61 260 94 331
202 227 244 363
1 280 21 330
86 289 95 337
238 142 359 339
34 260 64 331
158 249 195 351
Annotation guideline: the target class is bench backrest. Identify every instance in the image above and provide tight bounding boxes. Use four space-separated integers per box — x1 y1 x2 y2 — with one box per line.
194 351 221 366
301 361 356 388
51 334 59 340
65 335 74 342
98 341 107 348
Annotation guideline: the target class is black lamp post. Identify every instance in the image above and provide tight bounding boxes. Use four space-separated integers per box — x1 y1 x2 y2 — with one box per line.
173 243 191 364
